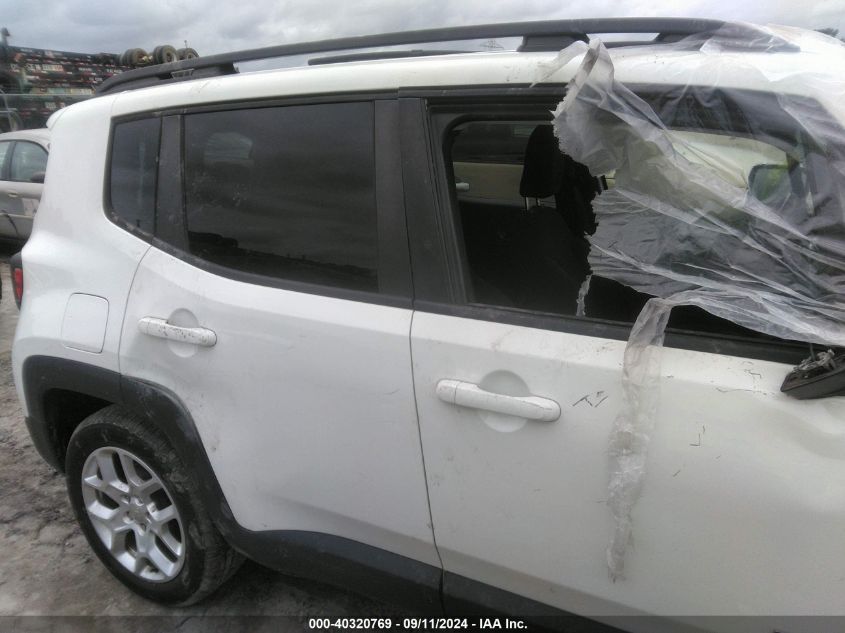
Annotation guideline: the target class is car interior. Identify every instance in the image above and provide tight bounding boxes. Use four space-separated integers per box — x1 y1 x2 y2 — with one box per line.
448 120 783 340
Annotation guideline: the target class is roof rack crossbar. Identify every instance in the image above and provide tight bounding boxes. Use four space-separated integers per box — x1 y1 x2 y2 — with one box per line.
97 18 796 95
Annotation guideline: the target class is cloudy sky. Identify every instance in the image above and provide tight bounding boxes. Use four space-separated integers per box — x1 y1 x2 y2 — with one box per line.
2 0 845 56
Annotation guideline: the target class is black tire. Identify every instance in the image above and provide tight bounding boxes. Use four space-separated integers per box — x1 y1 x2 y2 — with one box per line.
65 405 242 605
177 47 199 60
154 45 178 65
127 48 147 67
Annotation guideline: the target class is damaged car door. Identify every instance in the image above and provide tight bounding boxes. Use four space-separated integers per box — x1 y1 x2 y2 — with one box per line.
406 96 845 625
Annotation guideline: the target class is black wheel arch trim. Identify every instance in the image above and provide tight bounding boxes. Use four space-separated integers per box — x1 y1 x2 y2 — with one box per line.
21 354 611 624
23 355 122 471
22 356 231 517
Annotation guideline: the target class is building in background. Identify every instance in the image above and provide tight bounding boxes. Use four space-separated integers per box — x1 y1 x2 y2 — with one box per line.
0 29 197 131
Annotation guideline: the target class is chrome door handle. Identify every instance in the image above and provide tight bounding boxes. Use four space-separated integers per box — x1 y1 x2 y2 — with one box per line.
138 317 217 347
7 191 18 198
435 379 560 422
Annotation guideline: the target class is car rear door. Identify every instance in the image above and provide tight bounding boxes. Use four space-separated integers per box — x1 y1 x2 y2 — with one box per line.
404 96 845 627
114 101 441 582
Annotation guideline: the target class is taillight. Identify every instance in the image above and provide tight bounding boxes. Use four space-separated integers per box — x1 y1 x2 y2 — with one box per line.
10 251 24 309
12 266 23 309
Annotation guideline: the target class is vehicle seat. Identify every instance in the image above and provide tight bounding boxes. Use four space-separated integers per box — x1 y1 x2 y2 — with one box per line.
509 124 594 314
515 127 651 323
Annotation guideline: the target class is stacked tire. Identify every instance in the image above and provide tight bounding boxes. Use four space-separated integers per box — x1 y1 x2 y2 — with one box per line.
120 46 199 68
176 48 199 60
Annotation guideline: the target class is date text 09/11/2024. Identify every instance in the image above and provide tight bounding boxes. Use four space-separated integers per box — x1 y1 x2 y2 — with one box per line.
307 619 529 630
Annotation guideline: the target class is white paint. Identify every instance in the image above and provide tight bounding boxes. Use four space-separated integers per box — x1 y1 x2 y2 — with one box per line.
119 247 439 567
412 311 845 623
12 94 150 416
60 293 109 354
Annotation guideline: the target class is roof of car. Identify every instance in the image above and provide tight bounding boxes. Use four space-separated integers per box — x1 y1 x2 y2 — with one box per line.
63 20 845 125
0 128 50 146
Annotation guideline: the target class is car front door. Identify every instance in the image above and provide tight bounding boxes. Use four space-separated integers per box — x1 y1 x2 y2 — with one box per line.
115 102 441 585
0 140 15 236
406 99 845 627
4 140 47 239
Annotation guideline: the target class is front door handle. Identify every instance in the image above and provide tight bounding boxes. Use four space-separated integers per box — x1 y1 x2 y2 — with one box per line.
436 379 560 422
138 317 217 347
7 191 18 198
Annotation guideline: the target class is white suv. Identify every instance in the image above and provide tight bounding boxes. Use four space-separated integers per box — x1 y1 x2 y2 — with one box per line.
11 18 845 632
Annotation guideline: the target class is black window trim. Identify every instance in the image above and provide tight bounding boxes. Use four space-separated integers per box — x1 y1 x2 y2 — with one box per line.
155 115 184 246
407 90 814 366
104 94 413 310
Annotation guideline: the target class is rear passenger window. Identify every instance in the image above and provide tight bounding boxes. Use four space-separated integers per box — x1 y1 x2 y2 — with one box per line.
109 118 161 234
183 102 378 293
449 120 594 315
444 116 800 341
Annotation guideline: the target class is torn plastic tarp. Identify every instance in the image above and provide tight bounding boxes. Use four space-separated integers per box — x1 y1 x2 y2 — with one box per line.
550 27 845 579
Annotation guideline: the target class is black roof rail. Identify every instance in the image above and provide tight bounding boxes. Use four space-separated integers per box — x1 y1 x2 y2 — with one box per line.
96 18 797 95
308 49 470 65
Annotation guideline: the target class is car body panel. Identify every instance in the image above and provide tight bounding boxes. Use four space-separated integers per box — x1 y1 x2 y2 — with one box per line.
412 311 845 620
12 96 147 415
117 245 440 568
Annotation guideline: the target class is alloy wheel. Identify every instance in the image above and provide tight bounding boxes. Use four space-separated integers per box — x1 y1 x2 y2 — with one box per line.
80 446 185 582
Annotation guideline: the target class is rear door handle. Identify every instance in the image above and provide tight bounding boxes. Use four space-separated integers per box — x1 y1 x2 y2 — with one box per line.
7 191 18 198
138 317 217 347
436 379 560 422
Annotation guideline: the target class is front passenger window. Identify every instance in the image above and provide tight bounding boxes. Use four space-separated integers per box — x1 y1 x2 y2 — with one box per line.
10 142 47 182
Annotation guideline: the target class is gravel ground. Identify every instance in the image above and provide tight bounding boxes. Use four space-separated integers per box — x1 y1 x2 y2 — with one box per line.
0 250 386 628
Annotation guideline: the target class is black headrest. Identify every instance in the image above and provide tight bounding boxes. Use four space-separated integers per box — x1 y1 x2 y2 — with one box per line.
519 125 564 198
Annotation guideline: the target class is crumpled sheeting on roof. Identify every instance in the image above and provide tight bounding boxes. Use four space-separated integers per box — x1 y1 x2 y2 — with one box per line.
551 29 845 579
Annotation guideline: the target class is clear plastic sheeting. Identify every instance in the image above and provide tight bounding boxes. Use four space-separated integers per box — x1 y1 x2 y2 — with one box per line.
551 28 845 579
575 274 592 318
